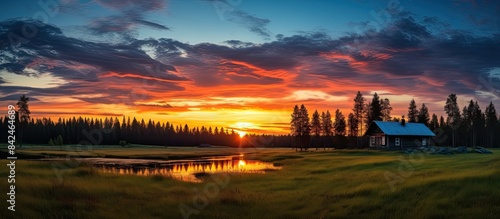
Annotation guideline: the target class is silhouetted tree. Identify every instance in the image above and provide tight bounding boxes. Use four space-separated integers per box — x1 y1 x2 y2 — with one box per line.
353 91 365 136
485 101 498 147
311 110 321 150
462 102 473 146
366 92 383 126
381 98 393 121
290 104 311 150
429 114 439 131
321 111 333 136
347 113 357 137
298 104 311 150
417 103 430 126
470 101 483 146
16 95 31 147
333 109 346 136
444 94 461 147
439 116 446 129
290 105 301 137
311 110 321 137
407 99 418 123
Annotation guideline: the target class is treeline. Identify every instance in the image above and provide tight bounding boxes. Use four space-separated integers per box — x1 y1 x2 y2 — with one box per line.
287 92 500 148
4 92 500 148
1 116 241 147
241 134 369 149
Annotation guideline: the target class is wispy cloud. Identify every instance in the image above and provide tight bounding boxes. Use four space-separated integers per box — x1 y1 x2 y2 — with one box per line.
87 0 169 38
94 0 166 11
204 0 272 39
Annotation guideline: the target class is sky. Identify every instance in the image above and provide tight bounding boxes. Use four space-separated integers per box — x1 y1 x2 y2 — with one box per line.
0 0 499 134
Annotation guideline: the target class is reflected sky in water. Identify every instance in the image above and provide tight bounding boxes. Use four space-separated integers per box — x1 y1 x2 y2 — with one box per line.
96 155 281 182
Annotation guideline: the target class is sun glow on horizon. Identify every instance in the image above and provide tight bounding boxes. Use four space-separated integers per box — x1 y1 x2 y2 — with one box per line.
238 160 246 167
237 131 247 138
233 121 257 137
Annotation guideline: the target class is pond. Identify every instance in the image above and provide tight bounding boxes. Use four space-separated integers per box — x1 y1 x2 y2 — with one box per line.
91 154 281 182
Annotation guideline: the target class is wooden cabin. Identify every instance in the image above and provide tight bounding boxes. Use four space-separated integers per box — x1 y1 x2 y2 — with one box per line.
365 119 436 149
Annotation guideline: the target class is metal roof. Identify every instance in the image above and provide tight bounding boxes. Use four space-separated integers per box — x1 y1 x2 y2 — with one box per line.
368 121 436 136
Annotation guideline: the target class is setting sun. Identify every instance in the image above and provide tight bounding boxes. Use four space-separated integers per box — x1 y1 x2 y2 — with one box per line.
238 160 246 167
237 131 246 138
233 122 258 136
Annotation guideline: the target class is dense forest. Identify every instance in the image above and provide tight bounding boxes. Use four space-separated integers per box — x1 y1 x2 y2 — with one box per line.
1 115 242 147
3 93 500 148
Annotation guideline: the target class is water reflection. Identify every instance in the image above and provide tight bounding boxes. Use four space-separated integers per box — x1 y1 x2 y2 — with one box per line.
97 156 280 182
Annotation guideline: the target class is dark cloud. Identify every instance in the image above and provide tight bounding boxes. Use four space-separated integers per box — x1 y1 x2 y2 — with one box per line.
0 19 183 81
223 40 255 48
88 12 169 38
0 63 25 73
133 19 170 31
88 16 135 35
0 94 39 102
87 0 169 38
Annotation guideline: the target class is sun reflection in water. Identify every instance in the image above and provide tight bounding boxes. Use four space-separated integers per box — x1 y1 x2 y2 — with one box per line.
97 156 280 183
238 159 246 167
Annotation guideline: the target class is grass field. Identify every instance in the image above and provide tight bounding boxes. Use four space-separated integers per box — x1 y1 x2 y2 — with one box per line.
1 146 499 219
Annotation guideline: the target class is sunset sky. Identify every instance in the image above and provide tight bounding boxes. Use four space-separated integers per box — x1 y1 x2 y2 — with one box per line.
1 0 499 134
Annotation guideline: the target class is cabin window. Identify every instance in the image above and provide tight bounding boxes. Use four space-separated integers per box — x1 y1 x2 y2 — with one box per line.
395 138 400 146
370 136 386 146
422 138 427 146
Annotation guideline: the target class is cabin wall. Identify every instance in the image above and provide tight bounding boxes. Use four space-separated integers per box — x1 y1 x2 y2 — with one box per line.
386 136 431 148
369 133 386 147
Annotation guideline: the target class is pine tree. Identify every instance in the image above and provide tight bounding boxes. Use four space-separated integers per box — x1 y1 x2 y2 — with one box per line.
439 116 446 128
347 113 358 137
299 104 311 137
311 110 321 150
381 98 393 121
321 111 333 136
417 103 430 126
470 101 483 146
16 95 31 147
408 99 418 123
444 94 461 147
429 114 439 131
367 93 383 126
320 111 326 135
290 105 301 136
485 101 498 147
299 104 311 150
353 91 365 136
462 101 473 146
333 109 346 136
311 110 321 136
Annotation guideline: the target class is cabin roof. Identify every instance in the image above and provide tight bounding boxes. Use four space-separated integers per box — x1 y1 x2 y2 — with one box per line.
366 121 436 137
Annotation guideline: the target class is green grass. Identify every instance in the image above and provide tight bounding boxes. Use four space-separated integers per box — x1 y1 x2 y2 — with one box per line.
1 147 499 218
